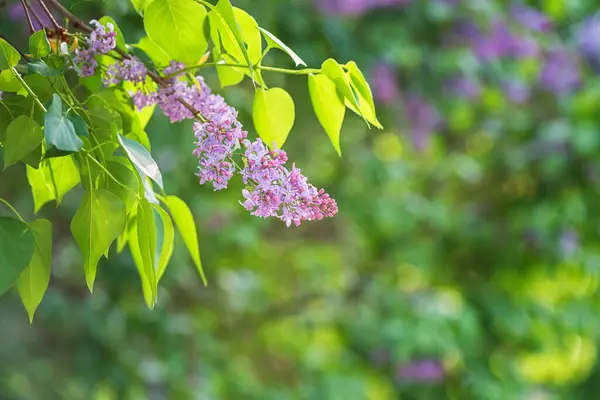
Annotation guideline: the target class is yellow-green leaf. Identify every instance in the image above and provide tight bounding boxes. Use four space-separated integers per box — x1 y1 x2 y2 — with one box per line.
308 74 346 156
253 87 295 148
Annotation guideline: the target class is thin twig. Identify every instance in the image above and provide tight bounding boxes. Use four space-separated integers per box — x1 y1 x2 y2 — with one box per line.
25 0 46 29
44 0 90 32
0 33 30 61
20 0 36 33
34 0 62 30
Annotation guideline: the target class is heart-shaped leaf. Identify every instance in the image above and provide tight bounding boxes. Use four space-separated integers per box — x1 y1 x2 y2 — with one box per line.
253 87 295 148
0 217 35 296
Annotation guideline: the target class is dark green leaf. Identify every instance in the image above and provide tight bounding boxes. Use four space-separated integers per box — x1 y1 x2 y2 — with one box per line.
70 189 126 291
68 113 89 138
152 204 174 281
105 161 139 214
44 94 84 152
3 116 43 169
17 219 52 323
0 217 35 296
28 60 63 77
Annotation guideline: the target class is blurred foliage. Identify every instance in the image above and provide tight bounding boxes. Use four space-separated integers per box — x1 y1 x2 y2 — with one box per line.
3 0 600 399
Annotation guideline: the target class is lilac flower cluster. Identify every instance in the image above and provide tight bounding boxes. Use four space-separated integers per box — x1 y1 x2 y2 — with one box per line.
104 58 148 86
241 139 338 226
73 20 117 77
70 19 338 226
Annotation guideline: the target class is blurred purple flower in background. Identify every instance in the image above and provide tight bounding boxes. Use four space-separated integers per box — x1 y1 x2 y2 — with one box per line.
511 4 553 32
539 48 581 93
445 76 481 100
470 20 539 61
503 79 531 104
7 1 54 30
560 228 579 256
316 0 413 16
405 96 441 152
372 62 401 105
397 358 445 382
577 14 600 72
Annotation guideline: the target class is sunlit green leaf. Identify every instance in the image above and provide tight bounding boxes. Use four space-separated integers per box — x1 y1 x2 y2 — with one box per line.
17 219 52 323
134 36 171 66
144 0 208 65
130 0 153 15
134 199 158 306
29 30 51 59
0 38 20 70
164 195 206 285
105 161 139 214
308 74 345 156
0 69 21 92
259 27 306 67
3 116 43 169
70 189 126 291
345 61 382 128
0 217 35 296
25 156 80 213
321 59 362 116
253 87 295 148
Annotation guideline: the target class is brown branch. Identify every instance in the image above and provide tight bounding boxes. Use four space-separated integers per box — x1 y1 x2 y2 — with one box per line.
45 0 204 120
34 0 62 30
25 0 47 30
20 0 36 33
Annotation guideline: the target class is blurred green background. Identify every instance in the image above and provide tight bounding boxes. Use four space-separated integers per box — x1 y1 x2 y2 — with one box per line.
3 0 600 398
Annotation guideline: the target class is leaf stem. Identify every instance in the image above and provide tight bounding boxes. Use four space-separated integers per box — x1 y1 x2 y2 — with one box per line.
165 63 321 79
0 198 26 222
11 68 47 112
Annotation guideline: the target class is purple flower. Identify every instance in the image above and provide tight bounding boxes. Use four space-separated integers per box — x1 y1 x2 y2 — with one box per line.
372 62 400 105
73 20 117 77
539 48 581 93
471 20 539 61
577 15 600 72
405 96 441 152
445 76 480 100
503 79 531 104
103 58 148 86
397 359 445 382
511 4 552 32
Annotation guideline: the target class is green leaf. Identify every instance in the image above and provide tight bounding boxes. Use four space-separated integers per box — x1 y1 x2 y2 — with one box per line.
17 219 52 323
26 156 80 212
70 189 126 291
259 27 306 67
208 0 254 82
0 69 21 92
0 102 13 143
134 199 158 306
213 49 244 88
308 74 346 156
98 17 127 53
321 59 361 116
144 0 208 65
131 0 153 15
44 94 84 152
164 195 206 285
118 134 163 189
29 30 51 59
152 204 174 281
0 217 35 296
68 113 89 138
3 116 43 169
134 36 171 66
253 87 295 148
0 38 20 70
345 61 382 128
105 161 139 214
28 60 63 77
